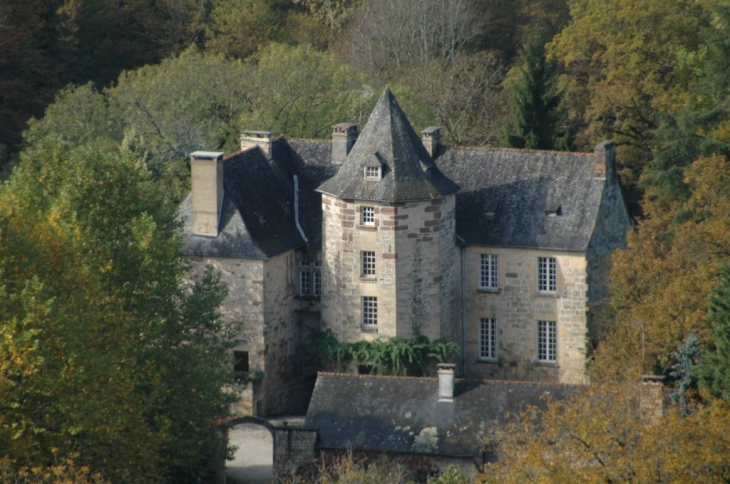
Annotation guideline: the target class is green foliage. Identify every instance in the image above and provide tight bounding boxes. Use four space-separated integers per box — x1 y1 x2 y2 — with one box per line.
669 334 702 414
204 0 279 59
502 27 569 150
696 266 730 404
0 138 238 482
305 329 459 376
428 465 471 484
24 44 366 203
647 5 730 202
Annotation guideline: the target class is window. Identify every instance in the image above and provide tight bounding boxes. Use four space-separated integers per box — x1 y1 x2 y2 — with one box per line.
362 251 376 276
313 266 321 296
299 260 321 296
479 318 497 360
362 206 375 225
364 166 381 180
362 296 378 328
538 257 557 292
234 351 249 381
537 321 557 362
480 254 498 289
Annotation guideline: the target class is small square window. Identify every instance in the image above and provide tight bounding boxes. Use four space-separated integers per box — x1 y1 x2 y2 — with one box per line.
538 321 557 362
362 206 375 225
480 254 498 289
362 251 376 276
538 257 557 292
362 296 377 327
479 318 497 360
364 166 381 180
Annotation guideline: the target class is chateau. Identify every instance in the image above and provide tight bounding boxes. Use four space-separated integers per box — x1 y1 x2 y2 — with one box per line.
180 88 632 417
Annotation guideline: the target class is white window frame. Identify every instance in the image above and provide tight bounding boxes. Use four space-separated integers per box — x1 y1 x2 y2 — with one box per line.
479 254 498 289
362 251 376 277
479 318 497 361
537 320 557 363
538 257 557 293
361 206 375 225
362 296 378 328
313 266 321 296
364 166 381 180
299 260 321 296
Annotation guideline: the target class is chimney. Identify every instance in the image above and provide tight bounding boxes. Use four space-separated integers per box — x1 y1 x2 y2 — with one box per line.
593 140 616 179
437 363 456 402
332 123 358 162
241 131 273 159
191 151 225 237
421 127 442 159
639 375 665 422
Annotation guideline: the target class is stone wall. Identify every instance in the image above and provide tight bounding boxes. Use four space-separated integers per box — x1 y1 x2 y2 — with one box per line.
189 251 311 417
320 194 460 344
262 249 315 416
585 143 634 339
463 247 588 383
272 425 319 476
188 256 266 415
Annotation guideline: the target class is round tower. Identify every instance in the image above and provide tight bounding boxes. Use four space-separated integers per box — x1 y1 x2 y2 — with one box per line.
317 89 461 343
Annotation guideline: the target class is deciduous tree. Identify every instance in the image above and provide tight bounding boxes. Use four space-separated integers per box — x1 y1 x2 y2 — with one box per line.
0 138 237 482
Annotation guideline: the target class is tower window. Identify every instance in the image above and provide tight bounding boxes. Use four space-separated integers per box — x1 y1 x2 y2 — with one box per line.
364 166 381 180
362 206 375 225
362 251 376 276
234 351 249 381
362 296 378 328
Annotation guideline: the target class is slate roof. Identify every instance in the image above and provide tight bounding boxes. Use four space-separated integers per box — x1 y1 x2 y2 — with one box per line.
317 88 459 202
436 147 606 251
180 90 621 256
305 373 579 458
180 147 305 258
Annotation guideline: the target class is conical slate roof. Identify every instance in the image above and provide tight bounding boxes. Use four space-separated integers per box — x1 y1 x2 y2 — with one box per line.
317 88 459 202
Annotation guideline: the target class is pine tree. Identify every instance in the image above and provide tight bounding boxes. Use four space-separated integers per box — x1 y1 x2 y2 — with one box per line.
646 5 730 201
696 266 730 403
501 27 569 151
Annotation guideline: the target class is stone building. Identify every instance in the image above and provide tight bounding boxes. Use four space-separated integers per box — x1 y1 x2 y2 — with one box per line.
179 88 632 416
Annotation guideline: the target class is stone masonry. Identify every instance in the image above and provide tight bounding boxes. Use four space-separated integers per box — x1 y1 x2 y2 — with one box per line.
320 194 460 343
464 247 588 383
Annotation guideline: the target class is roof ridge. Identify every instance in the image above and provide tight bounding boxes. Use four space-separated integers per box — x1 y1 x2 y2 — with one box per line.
446 145 594 156
223 146 257 161
316 371 587 387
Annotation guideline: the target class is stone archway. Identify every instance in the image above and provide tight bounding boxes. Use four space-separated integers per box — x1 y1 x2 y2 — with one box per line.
226 416 275 484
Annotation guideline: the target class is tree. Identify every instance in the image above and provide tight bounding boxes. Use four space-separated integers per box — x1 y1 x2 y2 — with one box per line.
204 0 278 59
484 381 730 483
26 45 367 202
592 155 730 380
696 266 730 404
0 138 237 482
502 27 569 150
548 0 709 211
646 5 730 202
339 0 485 78
404 53 508 146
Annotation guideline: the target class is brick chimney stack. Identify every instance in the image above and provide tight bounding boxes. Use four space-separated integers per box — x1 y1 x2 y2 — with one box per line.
191 151 225 237
421 126 442 159
332 123 358 163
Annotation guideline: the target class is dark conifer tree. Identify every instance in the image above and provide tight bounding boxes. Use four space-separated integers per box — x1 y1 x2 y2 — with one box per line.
696 266 730 403
501 27 570 151
646 5 730 201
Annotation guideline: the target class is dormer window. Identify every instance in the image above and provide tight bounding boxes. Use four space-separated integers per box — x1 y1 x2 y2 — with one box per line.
364 166 381 180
